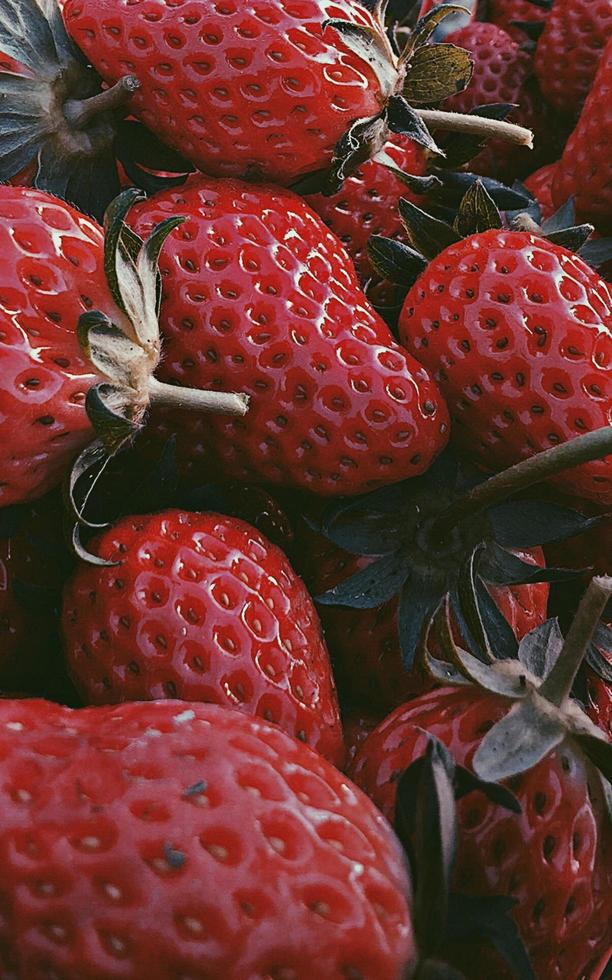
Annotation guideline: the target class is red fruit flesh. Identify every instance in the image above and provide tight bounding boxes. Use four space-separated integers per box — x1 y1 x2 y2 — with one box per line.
350 686 612 980
304 136 427 285
523 162 558 222
0 698 415 979
62 510 344 765
128 176 449 496
298 525 548 713
63 0 385 185
552 37 612 234
399 229 612 505
486 0 549 41
0 186 117 506
534 0 612 117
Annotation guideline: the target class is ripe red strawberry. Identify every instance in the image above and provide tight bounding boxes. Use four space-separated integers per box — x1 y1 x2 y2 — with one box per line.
486 0 549 42
349 684 612 980
0 698 415 978
62 0 389 186
343 711 381 768
585 639 612 739
304 136 427 287
127 176 449 496
299 524 548 712
523 162 558 221
0 186 115 506
443 22 550 181
62 510 344 765
551 37 612 234
398 229 612 505
534 0 612 117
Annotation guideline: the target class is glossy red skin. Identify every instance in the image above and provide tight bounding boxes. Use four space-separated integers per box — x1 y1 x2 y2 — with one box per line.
444 22 550 181
62 510 344 765
399 229 612 505
0 186 118 506
128 176 449 497
343 711 381 769
0 496 69 693
552 38 612 235
534 0 612 117
0 698 415 979
298 526 549 713
304 136 426 285
63 0 385 186
486 0 548 42
585 642 612 739
349 686 612 980
523 162 558 222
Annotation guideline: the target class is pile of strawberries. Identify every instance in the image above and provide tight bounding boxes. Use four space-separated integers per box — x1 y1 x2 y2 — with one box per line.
0 0 611 977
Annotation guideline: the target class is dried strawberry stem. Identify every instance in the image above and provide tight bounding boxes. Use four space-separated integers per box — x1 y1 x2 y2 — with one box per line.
539 576 612 707
147 377 249 416
417 109 534 148
64 76 140 129
431 425 612 538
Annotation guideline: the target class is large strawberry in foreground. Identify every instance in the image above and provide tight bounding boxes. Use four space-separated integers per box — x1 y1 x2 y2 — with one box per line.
128 176 449 496
0 698 415 979
61 509 344 765
398 225 612 504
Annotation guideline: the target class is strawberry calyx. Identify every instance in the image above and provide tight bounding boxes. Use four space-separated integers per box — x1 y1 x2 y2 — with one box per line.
0 0 192 218
314 428 612 669
67 189 249 563
394 735 536 978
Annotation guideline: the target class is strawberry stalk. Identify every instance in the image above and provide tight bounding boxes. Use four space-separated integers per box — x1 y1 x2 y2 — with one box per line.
430 426 612 540
416 108 534 147
64 76 140 129
147 378 249 416
539 575 612 707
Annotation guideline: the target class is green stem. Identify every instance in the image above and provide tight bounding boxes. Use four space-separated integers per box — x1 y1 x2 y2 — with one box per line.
431 426 612 540
539 576 612 707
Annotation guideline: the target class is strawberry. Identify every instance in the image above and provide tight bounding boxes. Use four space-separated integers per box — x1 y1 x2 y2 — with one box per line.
585 638 612 739
62 509 344 765
0 698 415 978
343 711 381 767
127 175 449 497
534 0 612 118
303 135 427 287
523 162 558 221
398 227 612 505
349 579 612 980
0 185 247 509
485 0 549 42
551 36 612 234
442 22 551 181
299 520 549 713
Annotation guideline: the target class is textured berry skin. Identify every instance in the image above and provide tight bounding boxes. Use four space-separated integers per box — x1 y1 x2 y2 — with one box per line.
0 698 415 979
585 641 612 739
399 230 612 505
349 686 612 980
63 0 385 186
298 526 548 713
523 162 558 221
0 186 116 506
444 22 551 181
343 711 381 768
534 0 612 117
486 0 549 42
129 177 449 497
552 37 612 234
304 136 426 285
62 510 344 765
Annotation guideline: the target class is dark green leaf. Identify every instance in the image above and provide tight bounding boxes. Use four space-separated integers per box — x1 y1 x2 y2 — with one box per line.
545 224 594 253
574 732 612 784
510 19 545 40
586 627 612 683
454 180 503 237
71 522 118 568
0 0 61 75
386 94 444 154
473 692 567 781
541 197 575 233
517 619 564 680
331 112 387 185
398 197 460 258
488 500 604 548
476 579 520 661
103 189 145 314
453 549 494 663
432 170 531 210
409 3 470 50
578 236 612 268
398 573 444 668
381 162 442 195
403 43 473 104
454 765 521 812
480 542 577 587
367 235 427 285
0 504 25 539
316 552 409 609
85 384 138 456
446 894 536 980
66 440 112 528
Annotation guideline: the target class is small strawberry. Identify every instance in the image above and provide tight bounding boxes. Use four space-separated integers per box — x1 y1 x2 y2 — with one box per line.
534 0 612 117
442 21 551 181
127 175 449 497
0 185 247 508
523 162 558 221
62 509 344 765
350 578 612 980
397 212 612 504
551 36 612 234
0 698 415 978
